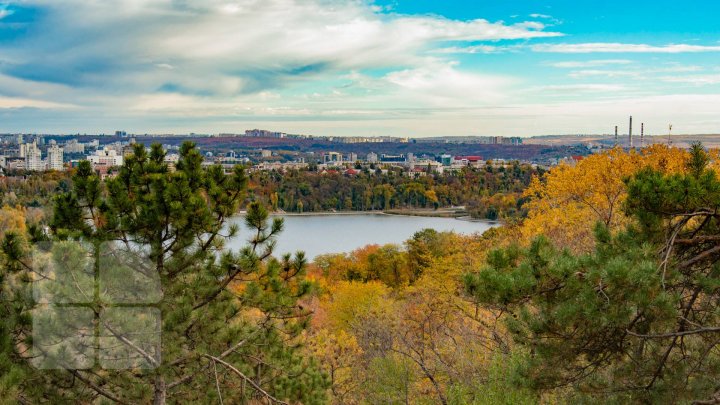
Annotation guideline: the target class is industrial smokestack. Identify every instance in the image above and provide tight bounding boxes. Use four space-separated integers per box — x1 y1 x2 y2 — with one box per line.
629 116 633 148
615 126 618 146
641 123 644 147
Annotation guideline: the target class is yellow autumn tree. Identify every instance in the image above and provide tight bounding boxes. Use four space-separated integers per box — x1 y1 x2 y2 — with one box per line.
306 280 396 403
522 145 690 252
322 280 393 332
307 328 363 404
0 205 27 239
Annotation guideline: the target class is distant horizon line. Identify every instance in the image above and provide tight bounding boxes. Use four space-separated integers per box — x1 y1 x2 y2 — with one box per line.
3 132 720 139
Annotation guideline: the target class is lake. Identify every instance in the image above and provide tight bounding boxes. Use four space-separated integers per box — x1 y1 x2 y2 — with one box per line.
226 213 498 260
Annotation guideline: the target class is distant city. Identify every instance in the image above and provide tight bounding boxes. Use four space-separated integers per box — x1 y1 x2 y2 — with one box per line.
1 127 717 177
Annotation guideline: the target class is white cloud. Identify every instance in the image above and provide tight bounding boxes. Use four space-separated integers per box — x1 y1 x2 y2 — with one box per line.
566 65 701 78
433 45 517 54
533 43 720 53
533 84 627 93
661 75 720 85
0 96 74 109
568 70 639 78
660 65 704 73
384 61 514 106
0 5 12 19
529 13 553 19
549 59 633 68
0 0 561 115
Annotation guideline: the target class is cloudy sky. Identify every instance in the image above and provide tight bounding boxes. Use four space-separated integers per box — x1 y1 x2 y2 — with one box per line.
1 0 720 137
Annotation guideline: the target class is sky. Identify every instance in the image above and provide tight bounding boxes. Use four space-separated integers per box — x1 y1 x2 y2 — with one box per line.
0 0 719 137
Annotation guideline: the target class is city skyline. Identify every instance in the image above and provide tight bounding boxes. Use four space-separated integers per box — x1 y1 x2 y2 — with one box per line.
1 0 720 137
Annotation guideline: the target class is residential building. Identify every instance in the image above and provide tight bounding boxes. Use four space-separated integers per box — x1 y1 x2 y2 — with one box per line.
439 154 453 166
20 142 44 171
64 139 85 154
87 147 123 169
380 154 405 163
410 159 444 174
122 144 136 158
323 152 342 164
246 129 286 138
452 156 483 168
47 145 64 171
6 157 25 171
252 161 309 172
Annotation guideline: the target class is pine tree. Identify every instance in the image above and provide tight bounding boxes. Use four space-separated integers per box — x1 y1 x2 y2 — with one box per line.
465 143 720 403
2 142 328 404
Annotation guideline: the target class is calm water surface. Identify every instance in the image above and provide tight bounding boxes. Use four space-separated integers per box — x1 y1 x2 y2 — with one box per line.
226 214 498 260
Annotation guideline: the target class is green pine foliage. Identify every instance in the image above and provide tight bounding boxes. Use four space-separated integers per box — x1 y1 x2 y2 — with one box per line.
465 143 720 403
1 142 328 404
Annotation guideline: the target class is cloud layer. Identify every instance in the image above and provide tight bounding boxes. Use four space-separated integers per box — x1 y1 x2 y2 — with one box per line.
1 1 557 96
533 43 720 53
0 1 719 136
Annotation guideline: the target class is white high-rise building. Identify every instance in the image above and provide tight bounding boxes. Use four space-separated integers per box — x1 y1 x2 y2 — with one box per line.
21 142 44 171
87 147 123 168
64 139 85 154
47 145 64 171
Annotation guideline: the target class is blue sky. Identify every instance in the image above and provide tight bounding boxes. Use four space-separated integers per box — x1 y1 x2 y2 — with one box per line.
1 0 719 137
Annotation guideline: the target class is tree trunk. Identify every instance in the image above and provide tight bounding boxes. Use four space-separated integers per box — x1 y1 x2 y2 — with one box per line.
153 374 166 405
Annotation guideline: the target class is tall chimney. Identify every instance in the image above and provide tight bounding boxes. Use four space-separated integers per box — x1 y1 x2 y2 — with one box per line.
615 126 618 146
641 123 644 147
629 116 633 148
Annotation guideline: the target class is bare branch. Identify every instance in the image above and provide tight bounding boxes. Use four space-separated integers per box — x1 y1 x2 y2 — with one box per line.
679 245 720 269
213 360 224 405
168 330 259 389
627 327 720 339
69 370 130 405
203 355 289 405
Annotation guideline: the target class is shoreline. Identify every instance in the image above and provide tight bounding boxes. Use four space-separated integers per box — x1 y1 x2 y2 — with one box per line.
236 208 500 225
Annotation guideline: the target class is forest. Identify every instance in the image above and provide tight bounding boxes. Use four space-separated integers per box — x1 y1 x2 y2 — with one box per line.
248 162 542 220
2 142 720 404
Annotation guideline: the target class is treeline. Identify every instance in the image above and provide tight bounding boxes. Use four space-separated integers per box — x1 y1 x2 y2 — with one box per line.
248 162 543 219
0 171 70 207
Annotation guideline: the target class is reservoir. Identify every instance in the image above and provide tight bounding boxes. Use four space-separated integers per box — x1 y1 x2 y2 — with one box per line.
226 213 498 260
